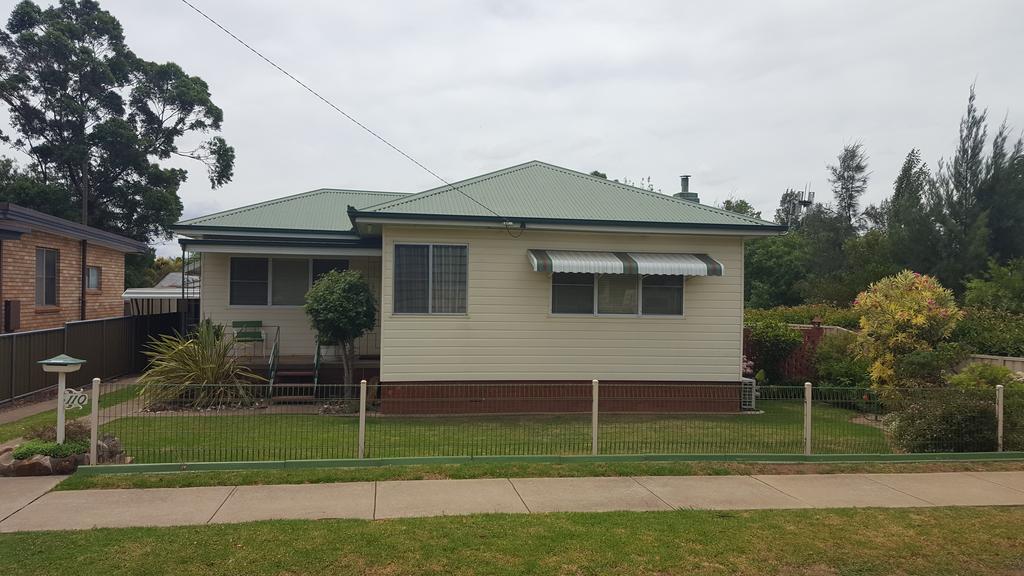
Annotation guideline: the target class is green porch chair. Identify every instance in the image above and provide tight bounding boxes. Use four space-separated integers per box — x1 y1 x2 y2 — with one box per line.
231 320 265 356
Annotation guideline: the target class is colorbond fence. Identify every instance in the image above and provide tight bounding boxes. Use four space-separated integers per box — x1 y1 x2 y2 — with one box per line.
93 382 1020 465
0 312 177 404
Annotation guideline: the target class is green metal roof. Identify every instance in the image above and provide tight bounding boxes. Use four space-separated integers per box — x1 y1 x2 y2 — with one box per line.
355 161 783 230
175 188 407 233
176 161 784 235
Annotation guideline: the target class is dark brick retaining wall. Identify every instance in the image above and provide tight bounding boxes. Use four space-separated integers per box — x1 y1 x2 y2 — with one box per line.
379 381 742 414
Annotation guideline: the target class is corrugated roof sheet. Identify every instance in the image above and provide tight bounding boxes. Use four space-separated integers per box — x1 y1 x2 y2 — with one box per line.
358 161 781 229
176 188 407 232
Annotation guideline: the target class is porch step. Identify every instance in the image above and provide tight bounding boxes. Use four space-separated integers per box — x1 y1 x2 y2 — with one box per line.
276 370 315 378
272 395 315 403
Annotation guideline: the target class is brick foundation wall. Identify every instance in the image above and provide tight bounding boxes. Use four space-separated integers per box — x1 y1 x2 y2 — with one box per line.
0 230 127 332
379 381 743 414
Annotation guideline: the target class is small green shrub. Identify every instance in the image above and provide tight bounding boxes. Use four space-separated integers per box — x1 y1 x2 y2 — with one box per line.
952 307 1024 357
24 421 89 443
891 343 969 388
747 320 803 383
13 439 90 460
887 391 997 453
813 332 870 388
745 304 861 330
948 363 1020 389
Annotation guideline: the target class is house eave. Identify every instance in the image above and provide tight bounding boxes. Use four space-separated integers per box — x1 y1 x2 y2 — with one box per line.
348 208 788 237
0 203 148 253
178 236 383 256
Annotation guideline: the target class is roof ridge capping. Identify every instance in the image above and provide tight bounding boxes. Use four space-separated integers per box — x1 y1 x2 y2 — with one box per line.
357 160 542 213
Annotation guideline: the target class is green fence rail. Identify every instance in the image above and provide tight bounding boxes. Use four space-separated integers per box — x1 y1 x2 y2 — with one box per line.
92 381 1023 465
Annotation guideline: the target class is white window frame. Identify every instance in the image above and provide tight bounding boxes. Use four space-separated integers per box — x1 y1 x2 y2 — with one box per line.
392 243 469 316
549 273 685 318
228 257 349 308
86 266 102 290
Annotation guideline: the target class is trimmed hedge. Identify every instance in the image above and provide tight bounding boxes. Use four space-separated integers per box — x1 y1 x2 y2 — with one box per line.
744 305 861 330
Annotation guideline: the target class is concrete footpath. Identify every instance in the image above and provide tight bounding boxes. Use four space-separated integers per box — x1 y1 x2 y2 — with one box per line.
2 471 1024 532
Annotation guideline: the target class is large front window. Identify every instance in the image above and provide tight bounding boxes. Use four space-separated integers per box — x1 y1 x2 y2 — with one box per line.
551 273 683 316
394 244 467 314
229 257 350 306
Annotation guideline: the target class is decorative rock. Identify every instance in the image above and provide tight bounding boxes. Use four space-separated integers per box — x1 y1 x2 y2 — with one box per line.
12 454 53 477
0 449 14 477
50 455 78 475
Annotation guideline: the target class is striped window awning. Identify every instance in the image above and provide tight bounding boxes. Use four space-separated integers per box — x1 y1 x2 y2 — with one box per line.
527 250 723 276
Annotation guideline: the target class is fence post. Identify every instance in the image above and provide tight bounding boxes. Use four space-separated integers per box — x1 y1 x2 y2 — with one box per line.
996 384 1005 453
358 379 367 459
591 379 599 456
803 382 812 456
90 378 100 465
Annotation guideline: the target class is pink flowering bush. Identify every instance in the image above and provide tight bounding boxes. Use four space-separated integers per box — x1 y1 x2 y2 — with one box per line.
853 270 962 388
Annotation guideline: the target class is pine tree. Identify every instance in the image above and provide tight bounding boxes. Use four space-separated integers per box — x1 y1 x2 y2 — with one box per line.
827 143 870 231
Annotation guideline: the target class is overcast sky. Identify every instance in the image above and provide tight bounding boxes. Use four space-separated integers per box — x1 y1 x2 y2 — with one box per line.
5 1 1024 255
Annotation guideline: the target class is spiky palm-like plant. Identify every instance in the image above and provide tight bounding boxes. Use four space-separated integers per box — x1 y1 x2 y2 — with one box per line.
138 321 265 409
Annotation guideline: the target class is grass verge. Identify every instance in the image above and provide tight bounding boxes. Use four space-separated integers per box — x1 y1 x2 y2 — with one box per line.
2 507 1023 575
0 385 138 444
56 459 1024 490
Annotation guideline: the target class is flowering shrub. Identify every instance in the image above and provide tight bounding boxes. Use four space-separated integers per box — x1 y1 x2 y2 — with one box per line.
853 271 962 388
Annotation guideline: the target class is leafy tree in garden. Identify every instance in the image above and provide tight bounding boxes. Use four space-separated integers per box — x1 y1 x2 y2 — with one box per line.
0 0 234 244
304 270 377 397
964 259 1024 314
827 143 870 231
720 197 762 219
744 233 810 308
853 271 962 389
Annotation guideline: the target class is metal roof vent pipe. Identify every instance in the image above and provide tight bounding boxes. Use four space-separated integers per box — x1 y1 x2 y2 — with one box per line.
673 175 700 203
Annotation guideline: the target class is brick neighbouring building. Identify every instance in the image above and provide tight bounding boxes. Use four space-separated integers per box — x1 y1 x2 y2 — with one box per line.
0 203 148 333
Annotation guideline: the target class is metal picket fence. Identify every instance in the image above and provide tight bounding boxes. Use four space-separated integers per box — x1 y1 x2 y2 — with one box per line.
91 380 1021 465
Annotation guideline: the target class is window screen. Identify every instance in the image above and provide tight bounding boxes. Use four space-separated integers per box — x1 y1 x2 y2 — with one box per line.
35 248 58 306
312 259 349 284
431 245 467 314
551 273 595 314
229 257 269 305
271 258 309 305
394 245 430 313
597 274 639 315
641 275 683 315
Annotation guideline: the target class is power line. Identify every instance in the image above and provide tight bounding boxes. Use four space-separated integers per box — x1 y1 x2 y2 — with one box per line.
177 0 507 221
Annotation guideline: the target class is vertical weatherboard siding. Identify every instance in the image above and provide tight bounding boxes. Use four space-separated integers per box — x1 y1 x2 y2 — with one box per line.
200 252 382 357
380 225 745 383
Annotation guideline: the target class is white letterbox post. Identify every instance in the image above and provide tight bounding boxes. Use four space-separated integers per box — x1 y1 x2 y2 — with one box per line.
37 354 87 444
91 378 101 465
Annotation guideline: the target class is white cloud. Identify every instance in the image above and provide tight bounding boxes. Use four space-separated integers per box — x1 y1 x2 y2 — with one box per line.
5 0 1024 225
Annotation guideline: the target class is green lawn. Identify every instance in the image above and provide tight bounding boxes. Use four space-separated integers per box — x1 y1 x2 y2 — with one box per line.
102 400 891 463
57 459 1024 491
2 507 1023 575
0 385 138 444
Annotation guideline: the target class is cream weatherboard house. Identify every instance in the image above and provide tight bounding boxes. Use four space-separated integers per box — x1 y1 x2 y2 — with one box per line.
173 161 785 410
